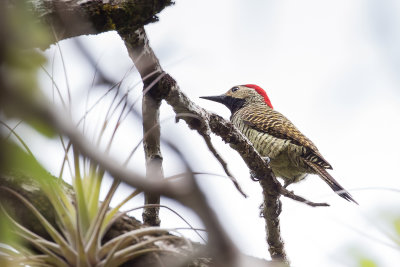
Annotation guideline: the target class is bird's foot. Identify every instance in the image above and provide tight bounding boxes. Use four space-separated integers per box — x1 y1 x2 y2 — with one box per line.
263 156 271 164
283 181 292 188
259 203 264 217
277 199 282 215
250 170 260 181
249 157 271 181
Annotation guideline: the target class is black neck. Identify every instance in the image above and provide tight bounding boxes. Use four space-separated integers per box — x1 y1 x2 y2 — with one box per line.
223 96 246 114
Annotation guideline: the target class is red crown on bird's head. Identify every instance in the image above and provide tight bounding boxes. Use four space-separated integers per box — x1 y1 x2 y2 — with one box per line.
244 84 273 109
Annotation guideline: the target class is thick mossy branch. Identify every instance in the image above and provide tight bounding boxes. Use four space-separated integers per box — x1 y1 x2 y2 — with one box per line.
0 171 139 243
0 171 62 239
15 0 174 48
0 172 213 267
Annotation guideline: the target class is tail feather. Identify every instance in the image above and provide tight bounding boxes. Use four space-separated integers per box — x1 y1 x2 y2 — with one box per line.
304 160 358 204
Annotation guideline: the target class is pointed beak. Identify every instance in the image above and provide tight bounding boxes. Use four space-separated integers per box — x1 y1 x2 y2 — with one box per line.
200 95 229 105
201 94 245 113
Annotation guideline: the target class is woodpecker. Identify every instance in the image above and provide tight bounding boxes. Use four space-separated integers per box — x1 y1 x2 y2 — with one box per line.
201 84 357 204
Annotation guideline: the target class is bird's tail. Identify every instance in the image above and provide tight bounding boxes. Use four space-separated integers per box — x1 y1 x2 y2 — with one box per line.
304 160 358 204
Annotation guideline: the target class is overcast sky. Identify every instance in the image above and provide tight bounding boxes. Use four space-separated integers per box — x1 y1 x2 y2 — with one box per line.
27 0 400 266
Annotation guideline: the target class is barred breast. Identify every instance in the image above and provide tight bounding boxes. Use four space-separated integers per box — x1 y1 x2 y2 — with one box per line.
231 112 310 183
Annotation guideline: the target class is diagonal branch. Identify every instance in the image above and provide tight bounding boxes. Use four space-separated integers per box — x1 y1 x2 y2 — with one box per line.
198 131 247 198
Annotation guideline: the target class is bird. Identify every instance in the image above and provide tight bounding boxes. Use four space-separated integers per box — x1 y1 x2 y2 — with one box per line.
200 84 357 204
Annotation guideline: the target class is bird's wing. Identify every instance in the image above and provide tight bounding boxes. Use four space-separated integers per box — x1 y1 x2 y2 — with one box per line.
238 105 333 169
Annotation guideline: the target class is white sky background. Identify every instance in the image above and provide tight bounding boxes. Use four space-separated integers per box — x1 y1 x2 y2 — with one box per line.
21 0 400 266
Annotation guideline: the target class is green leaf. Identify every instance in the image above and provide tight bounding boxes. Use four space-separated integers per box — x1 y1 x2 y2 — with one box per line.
359 258 378 267
394 218 400 237
72 148 90 232
0 209 18 245
26 118 57 138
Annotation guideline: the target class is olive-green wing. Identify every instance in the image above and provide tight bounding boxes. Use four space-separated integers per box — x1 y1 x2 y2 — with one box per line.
238 105 333 169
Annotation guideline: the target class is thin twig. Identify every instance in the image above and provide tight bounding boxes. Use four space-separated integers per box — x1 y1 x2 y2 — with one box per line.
279 187 329 207
199 131 247 198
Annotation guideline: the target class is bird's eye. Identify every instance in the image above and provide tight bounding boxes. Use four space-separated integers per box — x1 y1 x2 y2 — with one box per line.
231 87 239 92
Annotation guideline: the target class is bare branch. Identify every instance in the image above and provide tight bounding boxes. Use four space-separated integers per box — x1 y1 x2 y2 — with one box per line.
142 91 163 226
199 131 247 198
118 26 165 226
259 179 287 262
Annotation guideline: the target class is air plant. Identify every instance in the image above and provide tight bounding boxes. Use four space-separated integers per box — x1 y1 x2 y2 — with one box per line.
0 128 193 267
0 72 194 266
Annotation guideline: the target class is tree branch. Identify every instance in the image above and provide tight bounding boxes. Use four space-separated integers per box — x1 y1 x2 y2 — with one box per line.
141 91 163 226
260 179 286 261
122 27 165 226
